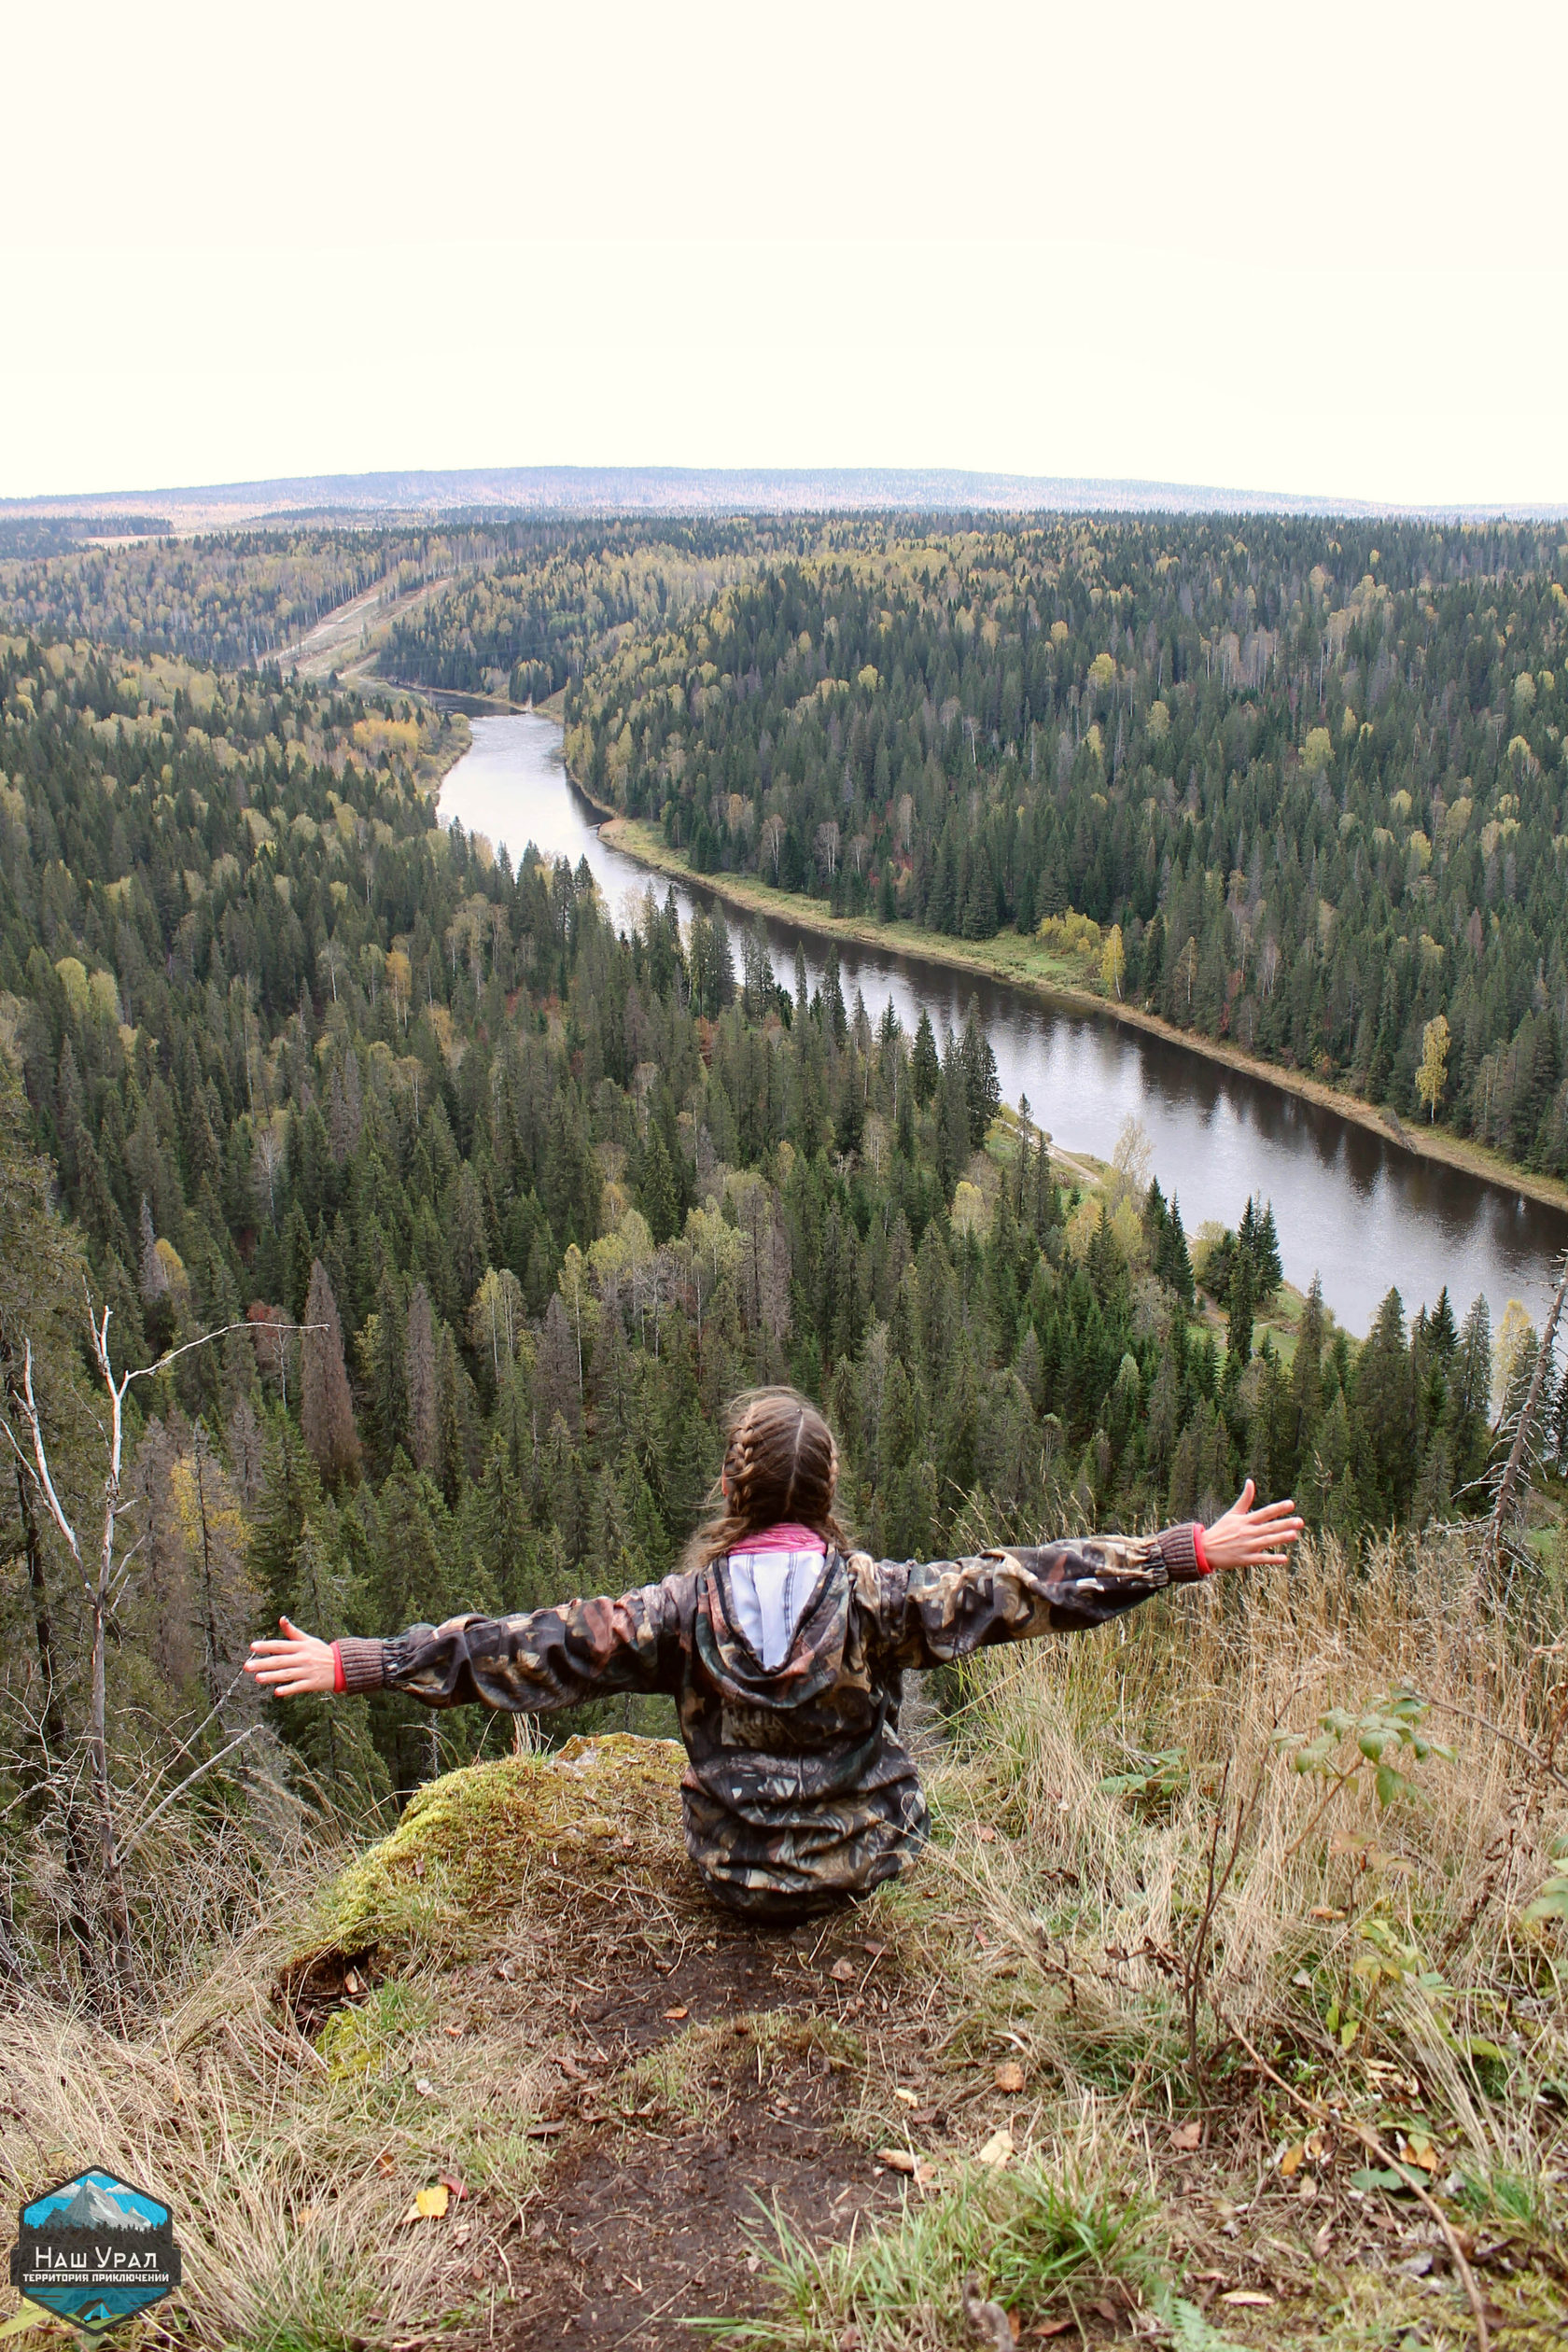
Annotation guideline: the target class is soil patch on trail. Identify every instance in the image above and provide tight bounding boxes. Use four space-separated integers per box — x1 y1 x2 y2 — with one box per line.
504 1919 920 2350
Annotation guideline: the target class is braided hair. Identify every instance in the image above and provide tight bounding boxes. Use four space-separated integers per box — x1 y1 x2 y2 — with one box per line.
685 1387 848 1569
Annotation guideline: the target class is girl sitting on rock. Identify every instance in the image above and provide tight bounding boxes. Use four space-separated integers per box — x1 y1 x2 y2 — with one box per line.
245 1387 1301 1922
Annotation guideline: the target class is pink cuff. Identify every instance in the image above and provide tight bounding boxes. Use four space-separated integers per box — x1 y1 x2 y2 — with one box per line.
331 1640 346 1694
1193 1522 1212 1576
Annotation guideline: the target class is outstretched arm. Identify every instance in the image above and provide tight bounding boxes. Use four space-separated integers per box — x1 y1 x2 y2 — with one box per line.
875 1484 1302 1669
245 1581 689 1713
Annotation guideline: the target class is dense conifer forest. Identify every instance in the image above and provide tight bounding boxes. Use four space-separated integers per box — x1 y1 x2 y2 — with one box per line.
0 526 472 670
1 606 1562 1869
544 516 1568 1179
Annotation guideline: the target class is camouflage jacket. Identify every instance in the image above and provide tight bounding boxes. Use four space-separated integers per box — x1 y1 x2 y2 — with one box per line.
335 1523 1209 1917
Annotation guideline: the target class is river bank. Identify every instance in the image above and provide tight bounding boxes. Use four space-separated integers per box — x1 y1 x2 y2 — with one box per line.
599 813 1568 1223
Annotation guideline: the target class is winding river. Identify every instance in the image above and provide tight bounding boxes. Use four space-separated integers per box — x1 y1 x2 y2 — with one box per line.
439 709 1568 1338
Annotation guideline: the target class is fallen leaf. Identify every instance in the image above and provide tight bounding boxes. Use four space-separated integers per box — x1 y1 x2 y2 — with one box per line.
1279 2140 1305 2177
1220 2290 1275 2307
1400 2132 1438 2173
453 2222 471 2248
413 2076 436 2097
437 2171 468 2200
877 2148 919 2174
974 1930 989 1950
442 2023 463 2039
1311 2220 1334 2259
375 2152 396 2177
829 1958 857 1983
399 2184 450 2224
1309 1906 1347 1921
994 2063 1026 2093
893 2087 918 2106
861 1941 887 1959
662 2007 689 2023
556 2054 587 2081
343 1967 363 1995
1028 2322 1078 2340
1169 2121 1202 2151
977 1827 997 1844
496 1959 516 1981
1091 2301 1120 2325
977 2128 1015 2167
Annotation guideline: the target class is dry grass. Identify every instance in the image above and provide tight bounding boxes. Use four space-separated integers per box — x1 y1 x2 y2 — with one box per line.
922 1536 1567 2107
791 1532 1568 2345
0 1900 554 2350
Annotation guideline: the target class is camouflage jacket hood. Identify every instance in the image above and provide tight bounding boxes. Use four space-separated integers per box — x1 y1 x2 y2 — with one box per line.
336 1523 1209 1914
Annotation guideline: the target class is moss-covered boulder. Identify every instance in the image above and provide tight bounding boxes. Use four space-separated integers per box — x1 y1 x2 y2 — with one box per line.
282 1733 687 2016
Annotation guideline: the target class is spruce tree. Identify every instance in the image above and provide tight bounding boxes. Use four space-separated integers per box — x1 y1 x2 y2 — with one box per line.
910 1008 939 1107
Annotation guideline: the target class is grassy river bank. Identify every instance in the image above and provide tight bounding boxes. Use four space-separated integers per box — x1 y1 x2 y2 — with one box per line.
595 813 1568 1224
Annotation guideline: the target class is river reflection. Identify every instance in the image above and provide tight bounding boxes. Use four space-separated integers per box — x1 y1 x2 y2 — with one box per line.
439 710 1567 1337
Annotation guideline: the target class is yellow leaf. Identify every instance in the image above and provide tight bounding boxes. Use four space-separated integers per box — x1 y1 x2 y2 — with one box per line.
1279 2141 1305 2177
877 2149 918 2174
994 2063 1025 2094
400 2183 450 2223
977 2128 1015 2167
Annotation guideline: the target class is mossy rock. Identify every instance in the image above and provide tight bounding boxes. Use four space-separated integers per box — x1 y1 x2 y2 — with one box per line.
281 1733 686 2018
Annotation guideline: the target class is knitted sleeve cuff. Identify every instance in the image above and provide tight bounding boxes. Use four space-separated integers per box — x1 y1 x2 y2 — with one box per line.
1155 1522 1212 1583
333 1636 385 1694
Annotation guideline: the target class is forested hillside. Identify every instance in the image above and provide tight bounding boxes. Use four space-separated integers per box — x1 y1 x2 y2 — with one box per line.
2 602 1561 1881
0 527 463 669
545 516 1568 1180
381 516 799 706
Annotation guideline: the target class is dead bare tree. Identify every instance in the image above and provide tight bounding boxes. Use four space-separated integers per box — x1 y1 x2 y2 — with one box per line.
4 1296 318 2009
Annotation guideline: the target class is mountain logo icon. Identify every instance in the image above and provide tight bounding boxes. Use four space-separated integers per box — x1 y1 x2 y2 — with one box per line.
10 2170 180 2334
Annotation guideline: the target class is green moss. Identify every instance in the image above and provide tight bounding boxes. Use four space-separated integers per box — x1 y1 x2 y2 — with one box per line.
314 1981 431 2078
291 1733 687 1976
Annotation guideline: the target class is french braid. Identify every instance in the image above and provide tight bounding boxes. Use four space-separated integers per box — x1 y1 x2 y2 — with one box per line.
685 1387 847 1569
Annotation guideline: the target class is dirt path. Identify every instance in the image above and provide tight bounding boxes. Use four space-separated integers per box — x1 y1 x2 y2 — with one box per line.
503 1914 919 2349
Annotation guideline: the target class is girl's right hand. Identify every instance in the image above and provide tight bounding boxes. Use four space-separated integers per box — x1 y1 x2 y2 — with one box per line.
245 1616 337 1697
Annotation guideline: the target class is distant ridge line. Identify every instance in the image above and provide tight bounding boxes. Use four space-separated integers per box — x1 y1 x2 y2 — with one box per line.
6 464 1566 529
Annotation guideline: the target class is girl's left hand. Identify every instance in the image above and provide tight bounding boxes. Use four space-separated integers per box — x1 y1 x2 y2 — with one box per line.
245 1616 337 1697
1202 1481 1304 1573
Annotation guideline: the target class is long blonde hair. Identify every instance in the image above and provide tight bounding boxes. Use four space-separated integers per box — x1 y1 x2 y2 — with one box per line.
686 1388 847 1569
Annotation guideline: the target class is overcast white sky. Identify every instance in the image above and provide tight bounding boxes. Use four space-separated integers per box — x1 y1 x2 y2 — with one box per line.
8 0 1565 508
